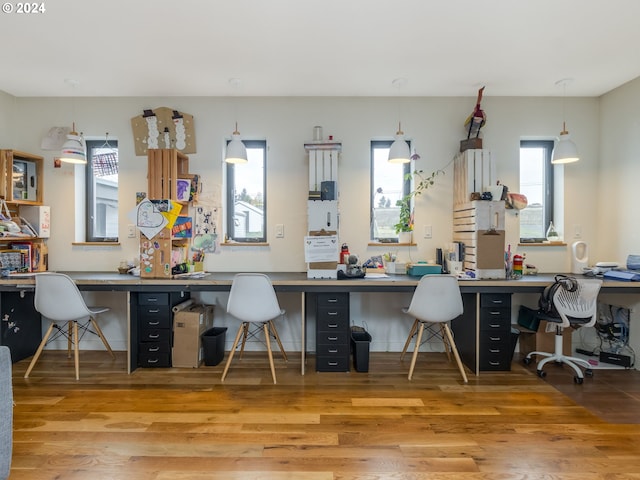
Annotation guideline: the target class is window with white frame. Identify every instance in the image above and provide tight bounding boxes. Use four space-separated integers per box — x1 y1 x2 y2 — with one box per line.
225 140 267 242
519 140 554 242
370 140 411 241
85 139 119 242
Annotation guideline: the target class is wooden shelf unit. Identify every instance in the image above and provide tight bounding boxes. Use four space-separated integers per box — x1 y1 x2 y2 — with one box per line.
142 149 193 278
0 150 47 272
147 149 189 200
0 150 44 205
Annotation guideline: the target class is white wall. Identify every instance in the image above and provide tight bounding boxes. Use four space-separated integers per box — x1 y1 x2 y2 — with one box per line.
598 76 640 265
4 88 633 352
8 94 602 272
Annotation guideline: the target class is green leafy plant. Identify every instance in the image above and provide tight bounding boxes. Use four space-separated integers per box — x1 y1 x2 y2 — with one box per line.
394 169 444 234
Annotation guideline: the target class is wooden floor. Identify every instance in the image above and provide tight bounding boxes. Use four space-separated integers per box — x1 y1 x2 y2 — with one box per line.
8 350 640 480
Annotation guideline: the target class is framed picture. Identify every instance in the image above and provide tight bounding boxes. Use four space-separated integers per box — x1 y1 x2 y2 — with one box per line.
176 178 191 202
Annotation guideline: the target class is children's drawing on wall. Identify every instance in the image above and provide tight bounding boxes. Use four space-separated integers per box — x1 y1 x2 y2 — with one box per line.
193 205 219 254
192 182 221 255
176 178 191 202
130 106 196 156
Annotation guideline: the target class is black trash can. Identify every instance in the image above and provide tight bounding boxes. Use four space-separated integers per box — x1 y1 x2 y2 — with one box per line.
510 327 520 363
351 331 372 372
201 327 227 366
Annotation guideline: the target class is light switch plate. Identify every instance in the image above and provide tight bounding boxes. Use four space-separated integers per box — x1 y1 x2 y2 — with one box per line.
275 224 284 238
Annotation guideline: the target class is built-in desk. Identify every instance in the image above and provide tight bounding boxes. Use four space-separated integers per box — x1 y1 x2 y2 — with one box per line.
2 272 639 375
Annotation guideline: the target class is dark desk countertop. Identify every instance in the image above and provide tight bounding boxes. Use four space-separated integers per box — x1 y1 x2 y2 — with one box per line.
1 272 638 294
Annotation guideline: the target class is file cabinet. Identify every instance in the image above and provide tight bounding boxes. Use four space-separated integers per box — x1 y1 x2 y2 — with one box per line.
315 292 350 372
478 293 512 370
136 291 190 367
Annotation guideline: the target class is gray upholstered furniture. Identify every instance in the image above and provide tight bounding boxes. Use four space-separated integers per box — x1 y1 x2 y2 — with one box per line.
0 345 12 480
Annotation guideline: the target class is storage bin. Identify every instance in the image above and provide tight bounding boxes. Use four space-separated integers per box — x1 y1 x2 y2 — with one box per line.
201 327 227 366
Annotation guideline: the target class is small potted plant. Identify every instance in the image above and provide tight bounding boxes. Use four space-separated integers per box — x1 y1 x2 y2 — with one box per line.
394 168 444 243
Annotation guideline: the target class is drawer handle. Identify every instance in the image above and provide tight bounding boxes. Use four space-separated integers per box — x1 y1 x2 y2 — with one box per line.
491 300 504 304
148 334 160 339
327 298 338 303
147 358 159 364
489 348 500 353
147 298 159 303
328 349 338 353
327 336 338 341
489 361 500 366
328 324 338 328
147 309 160 314
488 324 501 328
489 336 501 341
148 346 159 352
327 311 338 316
328 361 338 366
489 311 502 315
148 321 160 326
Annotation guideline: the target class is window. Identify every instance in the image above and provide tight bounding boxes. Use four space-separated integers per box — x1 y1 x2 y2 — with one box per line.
226 140 267 242
519 140 553 242
370 140 410 241
85 139 119 242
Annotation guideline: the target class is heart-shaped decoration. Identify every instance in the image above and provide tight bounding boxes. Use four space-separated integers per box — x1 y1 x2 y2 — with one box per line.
137 201 165 227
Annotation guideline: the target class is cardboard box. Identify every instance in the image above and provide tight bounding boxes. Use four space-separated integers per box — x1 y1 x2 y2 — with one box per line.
19 205 50 237
172 304 215 368
518 320 572 356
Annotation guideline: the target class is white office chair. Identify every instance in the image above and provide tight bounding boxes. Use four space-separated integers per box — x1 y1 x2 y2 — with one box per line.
24 272 115 380
524 278 602 384
400 274 468 383
221 273 287 384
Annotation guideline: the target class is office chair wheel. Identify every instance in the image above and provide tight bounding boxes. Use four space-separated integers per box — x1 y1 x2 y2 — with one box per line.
523 357 532 365
585 368 594 377
537 369 547 378
574 376 584 384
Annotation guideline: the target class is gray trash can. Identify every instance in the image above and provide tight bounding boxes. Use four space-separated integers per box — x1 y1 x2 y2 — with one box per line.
201 327 227 366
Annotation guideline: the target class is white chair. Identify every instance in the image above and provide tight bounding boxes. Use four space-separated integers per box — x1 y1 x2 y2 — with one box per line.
24 272 115 380
221 273 287 384
524 278 602 384
400 274 468 383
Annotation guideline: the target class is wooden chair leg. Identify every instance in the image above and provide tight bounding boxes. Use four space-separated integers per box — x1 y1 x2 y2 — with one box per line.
24 322 55 378
90 317 116 359
269 320 288 362
442 323 468 384
221 324 245 382
264 323 276 384
73 321 80 380
408 322 425 381
67 321 73 358
439 323 452 362
401 319 419 361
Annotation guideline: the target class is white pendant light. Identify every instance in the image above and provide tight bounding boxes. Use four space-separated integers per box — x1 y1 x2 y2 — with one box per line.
388 122 411 164
551 122 579 164
60 79 87 164
225 78 248 164
551 78 579 165
225 122 248 164
388 77 410 164
60 122 87 164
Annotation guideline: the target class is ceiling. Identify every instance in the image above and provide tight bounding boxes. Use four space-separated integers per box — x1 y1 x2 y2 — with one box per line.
2 0 639 98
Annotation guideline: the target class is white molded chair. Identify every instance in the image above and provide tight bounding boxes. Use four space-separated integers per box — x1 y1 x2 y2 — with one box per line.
400 274 468 383
24 272 115 380
524 279 602 384
221 273 287 384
